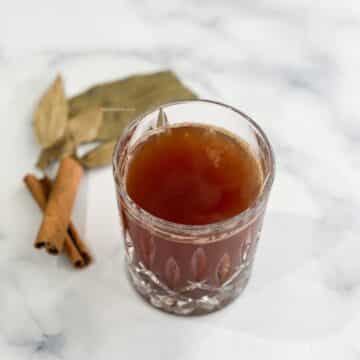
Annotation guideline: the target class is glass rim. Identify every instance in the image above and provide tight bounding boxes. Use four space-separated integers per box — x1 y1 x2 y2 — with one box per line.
113 99 275 239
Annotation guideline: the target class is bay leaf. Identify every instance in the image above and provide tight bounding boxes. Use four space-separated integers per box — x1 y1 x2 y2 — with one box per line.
79 140 116 169
69 71 197 141
96 109 134 141
34 75 68 148
36 136 75 170
68 107 103 144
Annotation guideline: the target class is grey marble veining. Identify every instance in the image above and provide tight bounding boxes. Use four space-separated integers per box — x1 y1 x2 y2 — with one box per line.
0 0 360 358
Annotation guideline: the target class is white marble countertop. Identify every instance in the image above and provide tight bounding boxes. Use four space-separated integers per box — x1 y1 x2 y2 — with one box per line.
1 0 360 359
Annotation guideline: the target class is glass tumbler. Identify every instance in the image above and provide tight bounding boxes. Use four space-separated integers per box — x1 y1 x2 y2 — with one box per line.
113 100 275 315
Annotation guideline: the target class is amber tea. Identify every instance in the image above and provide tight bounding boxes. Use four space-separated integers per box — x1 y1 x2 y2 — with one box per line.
113 100 274 315
126 124 263 225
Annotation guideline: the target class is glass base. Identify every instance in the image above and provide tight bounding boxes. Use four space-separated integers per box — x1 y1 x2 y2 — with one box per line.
127 258 252 315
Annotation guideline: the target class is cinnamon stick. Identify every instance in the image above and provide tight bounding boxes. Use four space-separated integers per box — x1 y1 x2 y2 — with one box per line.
41 176 92 265
35 157 84 254
67 222 92 265
24 174 91 267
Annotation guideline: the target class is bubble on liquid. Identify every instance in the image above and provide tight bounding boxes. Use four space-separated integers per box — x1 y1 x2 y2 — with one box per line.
206 126 216 135
205 147 223 168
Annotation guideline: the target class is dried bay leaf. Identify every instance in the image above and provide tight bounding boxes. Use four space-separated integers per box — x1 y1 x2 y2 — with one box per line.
34 71 198 170
36 136 75 170
36 108 102 169
96 110 134 141
69 71 179 114
79 140 116 169
34 75 68 148
68 107 103 144
69 71 197 141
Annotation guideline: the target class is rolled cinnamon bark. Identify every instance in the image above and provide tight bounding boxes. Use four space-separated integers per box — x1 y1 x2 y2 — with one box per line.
23 175 51 249
67 222 92 265
24 174 88 267
24 175 86 268
41 176 92 265
35 157 83 254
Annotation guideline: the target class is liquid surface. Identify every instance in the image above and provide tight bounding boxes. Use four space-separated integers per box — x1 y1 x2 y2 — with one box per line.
126 125 263 225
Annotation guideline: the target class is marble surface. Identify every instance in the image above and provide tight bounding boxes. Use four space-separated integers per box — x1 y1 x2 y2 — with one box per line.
1 0 360 358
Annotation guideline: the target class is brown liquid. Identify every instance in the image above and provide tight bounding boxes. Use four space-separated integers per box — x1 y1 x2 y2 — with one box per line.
126 125 263 225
